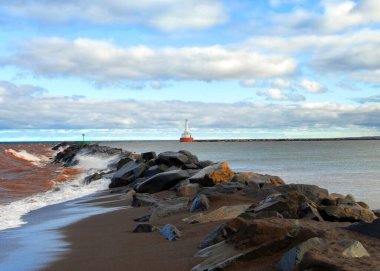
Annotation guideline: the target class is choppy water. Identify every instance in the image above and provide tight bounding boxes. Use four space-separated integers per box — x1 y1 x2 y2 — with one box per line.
102 140 380 208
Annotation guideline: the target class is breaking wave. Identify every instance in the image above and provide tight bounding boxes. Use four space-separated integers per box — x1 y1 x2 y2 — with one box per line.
0 152 120 231
4 149 49 167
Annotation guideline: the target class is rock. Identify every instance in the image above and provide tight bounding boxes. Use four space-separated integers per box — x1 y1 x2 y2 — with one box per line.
200 182 245 199
197 160 214 168
347 218 380 238
149 197 189 221
131 193 158 207
133 223 160 233
160 224 181 241
192 218 303 271
177 182 200 197
109 161 147 188
320 197 337 206
189 162 235 187
190 194 210 212
133 214 151 222
84 172 102 184
116 157 133 170
274 184 329 203
357 201 370 209
179 150 199 163
319 205 376 222
183 205 251 224
136 170 189 194
276 237 329 271
335 239 370 258
156 151 190 167
198 223 236 249
142 165 166 178
245 191 323 220
141 151 156 161
232 172 285 187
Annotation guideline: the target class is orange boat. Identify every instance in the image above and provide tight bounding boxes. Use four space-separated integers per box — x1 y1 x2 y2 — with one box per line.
180 119 194 142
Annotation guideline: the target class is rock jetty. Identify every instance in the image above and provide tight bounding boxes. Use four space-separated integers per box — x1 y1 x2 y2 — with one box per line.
53 142 380 271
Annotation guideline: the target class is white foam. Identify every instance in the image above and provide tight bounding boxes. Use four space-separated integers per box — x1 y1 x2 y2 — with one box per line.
4 149 49 166
0 152 120 231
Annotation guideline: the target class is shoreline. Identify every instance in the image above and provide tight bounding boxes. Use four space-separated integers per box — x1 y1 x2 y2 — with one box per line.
2 142 380 271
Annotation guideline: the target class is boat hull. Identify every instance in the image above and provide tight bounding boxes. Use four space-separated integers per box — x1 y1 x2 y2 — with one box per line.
180 137 194 142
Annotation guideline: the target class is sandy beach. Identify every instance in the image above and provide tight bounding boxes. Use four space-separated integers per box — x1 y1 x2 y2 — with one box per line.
42 189 380 271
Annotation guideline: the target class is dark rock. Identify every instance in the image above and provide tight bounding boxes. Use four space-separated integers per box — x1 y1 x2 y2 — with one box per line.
183 205 251 224
189 162 235 187
232 172 285 187
177 182 200 198
52 142 69 151
179 150 199 163
160 224 181 241
276 237 329 271
191 218 304 271
199 182 246 199
320 197 337 206
131 193 158 207
246 191 321 220
196 160 214 168
116 157 133 170
141 151 156 161
156 151 190 167
198 223 237 249
136 170 189 194
109 161 148 188
319 205 376 223
133 223 160 233
143 165 165 178
133 214 151 222
273 184 329 203
190 194 210 212
84 172 102 184
347 218 380 238
150 197 189 221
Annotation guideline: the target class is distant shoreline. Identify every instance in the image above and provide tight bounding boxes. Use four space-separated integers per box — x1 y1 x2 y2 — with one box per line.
0 136 380 144
195 136 380 142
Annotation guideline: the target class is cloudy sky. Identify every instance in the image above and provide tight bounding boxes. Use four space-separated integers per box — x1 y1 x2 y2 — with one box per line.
0 0 380 141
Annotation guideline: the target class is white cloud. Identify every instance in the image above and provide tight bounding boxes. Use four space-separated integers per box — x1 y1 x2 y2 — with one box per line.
239 79 257 88
245 29 380 79
274 0 380 33
270 79 291 89
298 79 326 93
257 88 305 101
0 81 379 133
0 0 227 31
4 38 297 84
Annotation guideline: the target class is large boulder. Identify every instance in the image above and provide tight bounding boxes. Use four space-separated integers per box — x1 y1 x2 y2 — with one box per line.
183 205 251 224
243 191 323 221
135 170 189 194
149 197 189 221
347 218 380 238
192 218 303 271
198 223 236 249
176 182 200 198
131 193 158 207
189 162 235 187
232 172 285 187
318 205 376 223
273 184 329 203
109 161 148 188
276 237 329 271
155 151 198 167
141 151 156 161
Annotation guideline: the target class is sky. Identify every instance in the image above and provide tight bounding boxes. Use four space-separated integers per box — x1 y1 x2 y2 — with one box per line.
0 0 380 141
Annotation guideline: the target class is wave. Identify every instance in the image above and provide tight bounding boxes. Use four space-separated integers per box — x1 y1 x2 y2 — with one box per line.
0 152 120 231
4 149 49 167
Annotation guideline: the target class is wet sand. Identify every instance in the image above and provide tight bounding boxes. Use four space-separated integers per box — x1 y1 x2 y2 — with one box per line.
43 190 380 271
